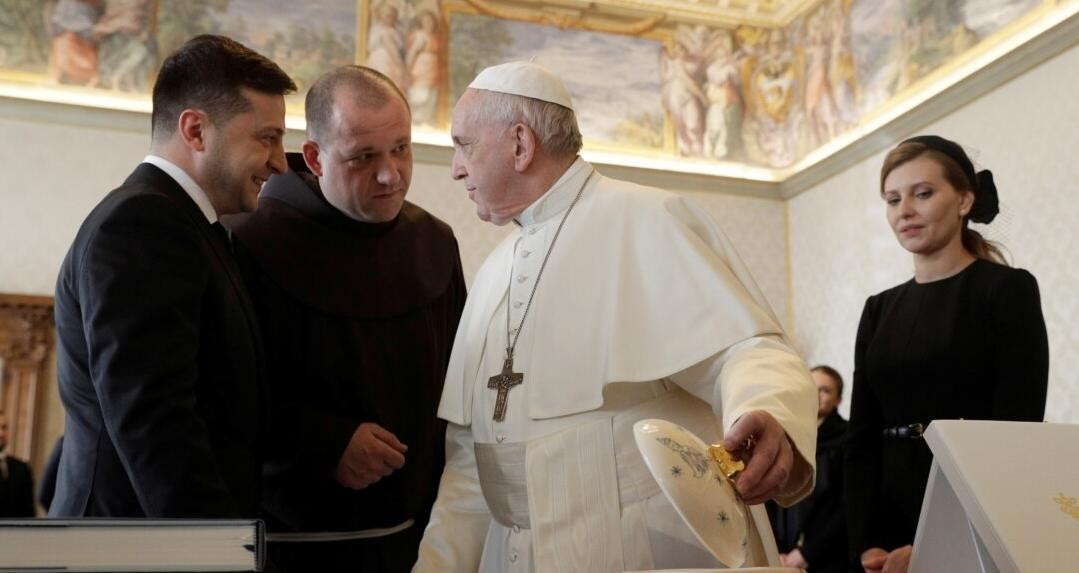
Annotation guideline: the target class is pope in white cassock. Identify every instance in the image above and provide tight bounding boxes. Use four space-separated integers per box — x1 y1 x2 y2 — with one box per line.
413 61 818 572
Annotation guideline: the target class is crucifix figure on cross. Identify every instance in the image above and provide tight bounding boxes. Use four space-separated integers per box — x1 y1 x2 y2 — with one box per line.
488 357 524 422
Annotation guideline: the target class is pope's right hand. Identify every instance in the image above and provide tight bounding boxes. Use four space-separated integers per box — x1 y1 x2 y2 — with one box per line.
333 422 408 490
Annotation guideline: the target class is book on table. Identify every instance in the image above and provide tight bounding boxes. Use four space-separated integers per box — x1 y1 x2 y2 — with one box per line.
911 420 1079 573
0 518 263 572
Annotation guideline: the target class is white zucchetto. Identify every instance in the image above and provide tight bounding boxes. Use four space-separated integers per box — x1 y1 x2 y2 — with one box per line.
468 61 575 111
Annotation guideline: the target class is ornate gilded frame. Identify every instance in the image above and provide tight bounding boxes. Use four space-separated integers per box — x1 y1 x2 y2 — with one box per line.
0 294 54 462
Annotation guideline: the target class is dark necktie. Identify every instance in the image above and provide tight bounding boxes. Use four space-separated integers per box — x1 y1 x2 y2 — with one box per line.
211 221 232 251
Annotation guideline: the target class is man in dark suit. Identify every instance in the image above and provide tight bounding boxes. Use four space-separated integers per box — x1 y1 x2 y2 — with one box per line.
50 35 295 518
0 412 35 517
768 365 849 573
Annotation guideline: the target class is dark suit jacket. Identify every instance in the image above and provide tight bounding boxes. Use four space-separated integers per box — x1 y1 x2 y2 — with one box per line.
51 162 266 518
38 435 62 512
0 455 35 517
768 411 849 573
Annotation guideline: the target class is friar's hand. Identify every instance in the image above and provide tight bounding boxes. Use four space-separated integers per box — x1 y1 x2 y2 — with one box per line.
881 545 912 573
781 548 808 569
721 410 793 505
860 547 888 573
334 422 408 490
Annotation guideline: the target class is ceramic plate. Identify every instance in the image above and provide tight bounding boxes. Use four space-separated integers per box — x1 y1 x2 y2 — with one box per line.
633 418 748 568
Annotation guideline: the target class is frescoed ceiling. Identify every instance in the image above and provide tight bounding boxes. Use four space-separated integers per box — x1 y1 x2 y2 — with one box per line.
0 0 1076 195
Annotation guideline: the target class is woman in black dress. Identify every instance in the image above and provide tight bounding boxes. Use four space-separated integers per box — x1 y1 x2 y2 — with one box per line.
845 135 1048 573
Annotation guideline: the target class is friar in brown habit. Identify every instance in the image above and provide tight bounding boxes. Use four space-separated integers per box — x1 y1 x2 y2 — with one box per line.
224 65 465 573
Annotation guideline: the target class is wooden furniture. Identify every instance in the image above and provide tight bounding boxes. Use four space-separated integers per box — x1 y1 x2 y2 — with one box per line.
0 294 54 462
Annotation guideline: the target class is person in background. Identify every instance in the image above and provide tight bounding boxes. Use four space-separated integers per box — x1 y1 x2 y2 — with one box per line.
768 365 848 572
846 135 1048 573
0 412 36 517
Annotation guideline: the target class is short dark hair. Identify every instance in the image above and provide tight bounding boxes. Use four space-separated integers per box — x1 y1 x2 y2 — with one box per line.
151 35 296 139
305 65 409 143
811 364 844 397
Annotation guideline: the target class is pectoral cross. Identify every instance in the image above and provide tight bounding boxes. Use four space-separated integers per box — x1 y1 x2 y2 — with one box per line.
488 357 524 422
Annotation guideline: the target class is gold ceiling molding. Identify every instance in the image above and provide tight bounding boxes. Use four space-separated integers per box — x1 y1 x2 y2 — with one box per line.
462 0 666 34
583 0 819 28
0 293 54 463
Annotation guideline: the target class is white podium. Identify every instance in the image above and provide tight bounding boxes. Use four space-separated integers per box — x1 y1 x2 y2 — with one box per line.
910 420 1079 573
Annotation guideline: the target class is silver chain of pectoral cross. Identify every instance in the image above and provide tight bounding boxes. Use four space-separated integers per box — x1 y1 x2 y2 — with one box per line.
488 172 592 422
504 174 591 362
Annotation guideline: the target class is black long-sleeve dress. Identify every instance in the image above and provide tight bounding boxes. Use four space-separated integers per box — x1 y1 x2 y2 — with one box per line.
844 258 1048 566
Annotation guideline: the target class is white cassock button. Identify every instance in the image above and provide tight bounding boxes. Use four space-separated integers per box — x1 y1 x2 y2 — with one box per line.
516 275 527 283
521 249 532 258
527 227 538 235
513 301 523 309
510 554 518 563
497 434 506 443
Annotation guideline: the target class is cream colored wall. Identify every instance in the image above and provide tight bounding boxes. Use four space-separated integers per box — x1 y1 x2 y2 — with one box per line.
0 117 150 296
788 42 1079 422
0 117 785 305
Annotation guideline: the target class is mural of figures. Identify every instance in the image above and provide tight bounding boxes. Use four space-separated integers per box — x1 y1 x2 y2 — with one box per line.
46 0 104 86
741 28 806 167
0 0 51 71
702 30 742 159
962 0 1041 37
367 0 408 91
449 12 666 152
94 0 155 92
661 26 708 156
0 0 1058 170
826 0 859 130
406 8 441 126
850 0 905 112
803 5 840 146
39 0 155 89
900 1 976 89
200 0 354 96
660 24 752 159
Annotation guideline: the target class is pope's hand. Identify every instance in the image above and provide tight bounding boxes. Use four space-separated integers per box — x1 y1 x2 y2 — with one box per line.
334 422 408 490
721 410 793 505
